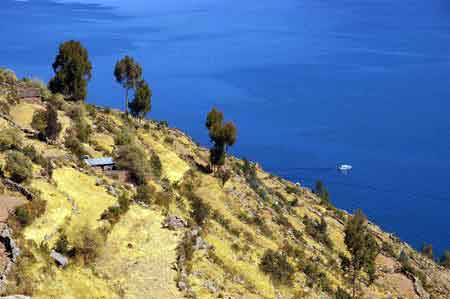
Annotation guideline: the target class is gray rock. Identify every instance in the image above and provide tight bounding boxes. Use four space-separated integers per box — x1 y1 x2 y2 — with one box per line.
177 281 187 291
163 215 187 230
193 236 208 250
204 280 217 293
95 178 104 186
414 276 430 299
0 296 32 299
50 250 69 268
0 226 20 262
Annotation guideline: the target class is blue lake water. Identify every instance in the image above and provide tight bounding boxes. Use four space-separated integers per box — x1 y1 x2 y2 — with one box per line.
1 0 450 256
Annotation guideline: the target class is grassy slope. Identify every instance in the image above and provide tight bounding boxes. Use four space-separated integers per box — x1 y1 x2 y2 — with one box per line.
0 95 449 299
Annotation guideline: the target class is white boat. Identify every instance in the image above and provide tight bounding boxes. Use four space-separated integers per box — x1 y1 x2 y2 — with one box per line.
337 164 352 172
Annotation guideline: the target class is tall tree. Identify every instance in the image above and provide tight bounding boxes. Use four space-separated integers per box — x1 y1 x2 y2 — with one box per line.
31 105 62 141
129 80 152 119
440 250 450 269
421 243 434 260
48 41 92 101
205 107 237 172
344 209 379 298
114 56 143 114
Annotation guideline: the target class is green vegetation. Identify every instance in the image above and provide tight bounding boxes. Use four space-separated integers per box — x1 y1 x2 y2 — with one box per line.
31 104 62 140
134 184 152 205
49 40 92 102
0 128 22 151
315 180 330 203
260 249 294 285
421 243 434 260
114 56 143 114
190 195 210 226
5 150 33 183
129 80 152 119
303 215 333 248
343 209 379 298
205 107 237 172
116 143 149 185
440 250 450 269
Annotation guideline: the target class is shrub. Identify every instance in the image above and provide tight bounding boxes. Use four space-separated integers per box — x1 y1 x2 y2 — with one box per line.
68 105 92 143
134 184 153 205
421 243 434 260
72 227 103 264
382 241 396 257
260 249 294 285
440 251 450 269
114 126 135 146
285 185 301 195
164 136 174 144
190 195 210 226
46 93 68 111
11 197 46 228
116 143 150 185
216 168 231 186
150 154 162 178
5 151 33 183
303 216 333 248
0 128 22 151
31 105 62 140
64 129 87 158
315 180 330 203
54 233 72 256
335 287 351 299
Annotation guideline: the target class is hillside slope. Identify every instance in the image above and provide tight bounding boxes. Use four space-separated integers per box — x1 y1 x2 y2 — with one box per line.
0 71 449 299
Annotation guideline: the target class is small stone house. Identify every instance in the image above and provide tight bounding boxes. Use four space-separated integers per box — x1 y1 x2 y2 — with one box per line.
83 157 115 170
16 86 41 101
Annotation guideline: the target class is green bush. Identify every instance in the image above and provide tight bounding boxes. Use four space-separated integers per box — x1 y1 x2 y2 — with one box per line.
0 128 22 151
114 126 135 146
440 251 450 269
64 129 87 158
190 195 210 226
5 151 33 183
421 243 434 260
54 233 72 256
260 249 294 285
335 287 351 299
150 154 162 178
116 143 149 185
303 216 333 249
46 93 68 111
134 184 153 205
11 197 46 228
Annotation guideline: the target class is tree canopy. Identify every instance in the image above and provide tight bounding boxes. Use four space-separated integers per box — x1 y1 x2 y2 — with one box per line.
129 80 152 119
48 40 92 101
205 107 237 171
31 105 62 141
344 209 379 298
114 56 143 113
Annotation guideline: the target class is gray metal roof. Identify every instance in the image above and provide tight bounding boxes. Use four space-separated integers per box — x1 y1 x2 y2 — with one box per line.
83 157 114 167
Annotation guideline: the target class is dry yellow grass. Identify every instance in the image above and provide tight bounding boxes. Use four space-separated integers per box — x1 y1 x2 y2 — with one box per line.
139 133 190 183
96 205 183 299
51 167 116 240
92 133 115 153
9 102 43 128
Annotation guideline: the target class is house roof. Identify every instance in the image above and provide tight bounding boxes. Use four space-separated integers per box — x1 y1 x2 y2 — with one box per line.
83 157 114 167
50 250 69 267
17 87 41 99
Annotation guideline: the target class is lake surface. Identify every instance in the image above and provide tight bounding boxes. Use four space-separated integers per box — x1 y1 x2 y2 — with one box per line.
2 0 450 256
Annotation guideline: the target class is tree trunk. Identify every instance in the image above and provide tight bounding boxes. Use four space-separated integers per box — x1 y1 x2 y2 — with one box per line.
125 88 129 114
